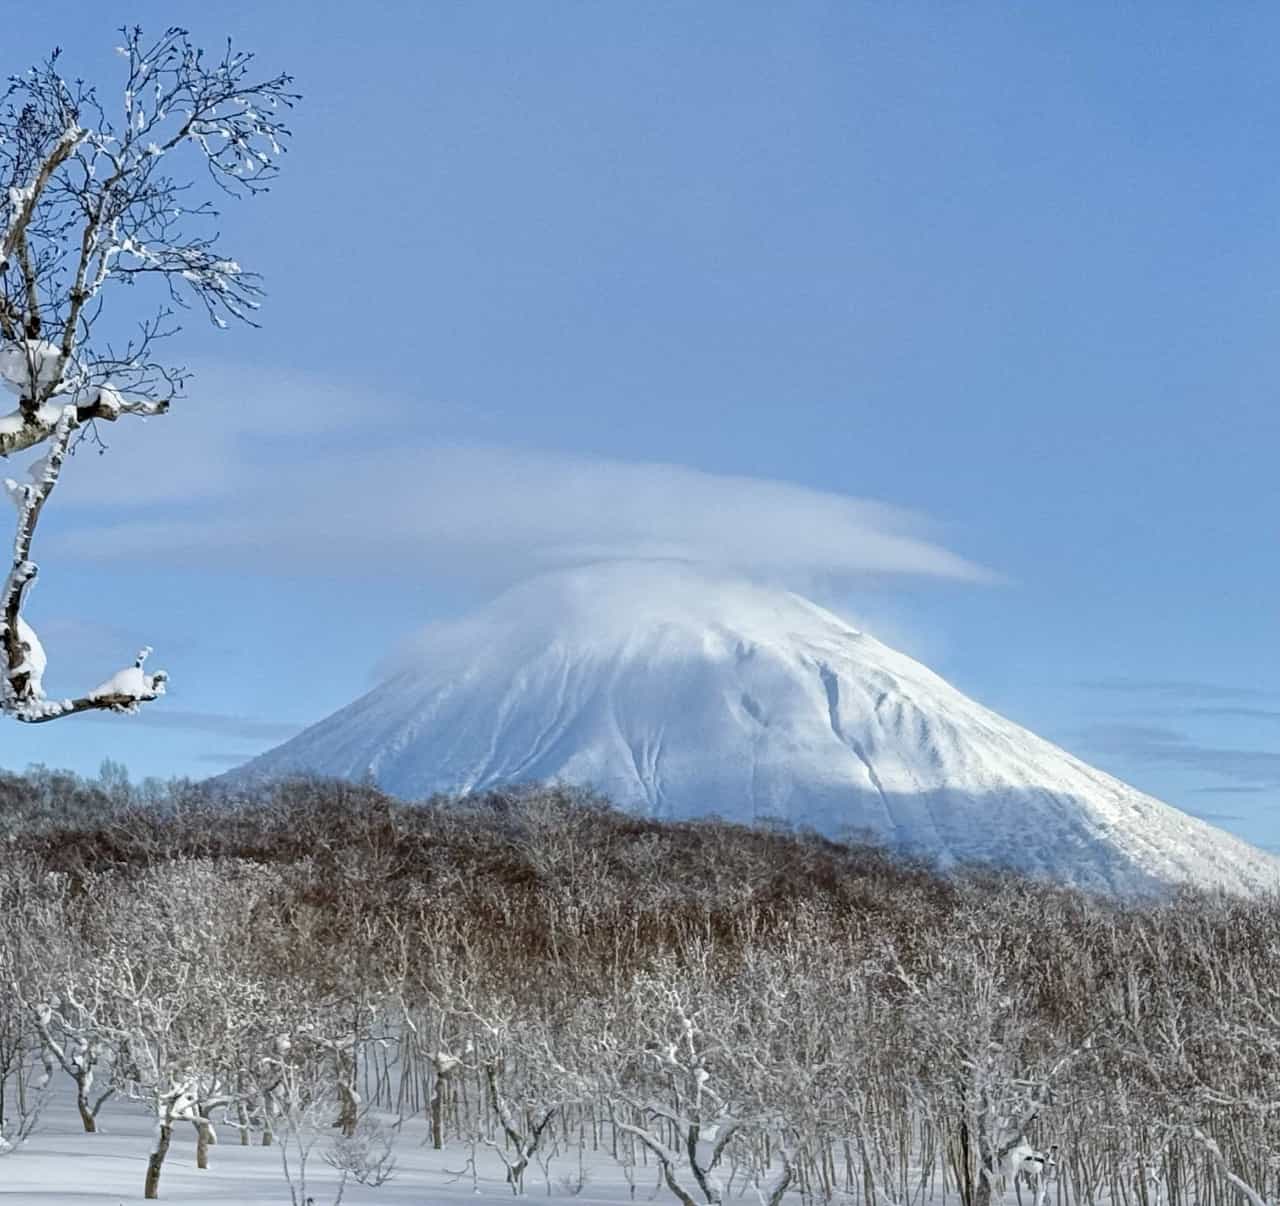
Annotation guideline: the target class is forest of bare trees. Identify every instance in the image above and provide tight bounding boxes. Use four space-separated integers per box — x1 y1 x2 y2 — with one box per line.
1 773 1279 1204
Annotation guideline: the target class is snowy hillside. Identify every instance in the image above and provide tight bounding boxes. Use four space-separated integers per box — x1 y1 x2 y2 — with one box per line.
231 562 1280 895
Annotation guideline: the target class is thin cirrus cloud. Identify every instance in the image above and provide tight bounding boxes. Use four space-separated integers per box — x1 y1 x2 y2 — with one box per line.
197 752 267 767
1071 681 1280 792
1078 722 1280 787
104 709 302 742
76 706 302 742
1188 787 1273 796
41 369 995 588
1185 706 1280 722
1074 678 1269 701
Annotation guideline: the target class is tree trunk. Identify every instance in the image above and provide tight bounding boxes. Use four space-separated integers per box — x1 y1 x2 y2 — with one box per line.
660 1160 700 1206
76 1087 97 1134
765 1158 794 1206
336 1048 358 1137
507 1152 529 1194
958 1119 974 1206
338 1080 358 1138
145 1123 171 1199
194 1113 215 1169
973 1135 997 1206
431 1074 446 1149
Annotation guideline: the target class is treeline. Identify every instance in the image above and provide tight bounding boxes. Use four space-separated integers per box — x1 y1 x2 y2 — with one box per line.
1 772 1278 1205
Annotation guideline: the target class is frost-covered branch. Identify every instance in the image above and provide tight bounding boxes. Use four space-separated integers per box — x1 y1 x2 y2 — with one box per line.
0 28 294 725
19 980 115 1134
0 120 83 275
608 1101 700 1206
1183 1128 1268 1206
484 1057 559 1193
0 407 167 719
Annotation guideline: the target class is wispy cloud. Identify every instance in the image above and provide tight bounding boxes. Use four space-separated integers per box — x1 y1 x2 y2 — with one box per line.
1185 810 1249 823
1078 722 1280 786
1187 785 1274 795
195 751 258 766
1185 706 1280 722
1075 679 1268 701
41 367 994 589
80 709 303 742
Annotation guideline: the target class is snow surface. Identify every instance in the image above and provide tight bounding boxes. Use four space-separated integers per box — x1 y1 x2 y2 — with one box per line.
89 665 150 699
88 647 163 702
0 340 64 397
231 561 1280 897
0 1080 657 1205
91 382 125 419
0 402 66 439
14 616 46 696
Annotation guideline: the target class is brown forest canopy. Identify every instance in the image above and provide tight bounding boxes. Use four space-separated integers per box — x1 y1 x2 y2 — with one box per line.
0 770 1271 999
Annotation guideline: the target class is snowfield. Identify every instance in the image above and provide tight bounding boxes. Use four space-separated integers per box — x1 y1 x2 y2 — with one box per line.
1 1081 649 1205
231 560 1280 897
0 1090 588 1203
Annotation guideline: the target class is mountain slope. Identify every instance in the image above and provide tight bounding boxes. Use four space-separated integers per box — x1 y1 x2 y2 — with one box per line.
232 562 1280 895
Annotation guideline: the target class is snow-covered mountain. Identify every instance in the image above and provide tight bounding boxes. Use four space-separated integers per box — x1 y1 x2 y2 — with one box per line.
232 562 1280 895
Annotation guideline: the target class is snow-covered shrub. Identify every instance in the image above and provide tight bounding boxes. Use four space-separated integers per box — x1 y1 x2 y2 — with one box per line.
323 1116 398 1187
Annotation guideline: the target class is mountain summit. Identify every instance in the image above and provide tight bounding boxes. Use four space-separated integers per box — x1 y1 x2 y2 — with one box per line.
233 561 1278 895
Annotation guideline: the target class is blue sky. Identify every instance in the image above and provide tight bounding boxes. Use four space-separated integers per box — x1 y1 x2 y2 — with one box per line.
6 3 1280 850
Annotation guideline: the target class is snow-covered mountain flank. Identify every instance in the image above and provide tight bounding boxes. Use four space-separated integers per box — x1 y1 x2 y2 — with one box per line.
233 562 1280 895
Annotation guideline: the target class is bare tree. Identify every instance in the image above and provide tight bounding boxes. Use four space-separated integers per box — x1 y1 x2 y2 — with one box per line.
26 985 115 1134
483 1055 559 1194
322 1115 398 1189
83 859 283 1198
599 967 752 1206
2 859 117 1135
0 26 294 721
884 924 1089 1206
273 1034 361 1206
0 861 43 1142
0 938 49 1156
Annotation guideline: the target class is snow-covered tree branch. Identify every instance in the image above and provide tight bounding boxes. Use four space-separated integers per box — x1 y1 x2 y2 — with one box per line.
0 27 294 721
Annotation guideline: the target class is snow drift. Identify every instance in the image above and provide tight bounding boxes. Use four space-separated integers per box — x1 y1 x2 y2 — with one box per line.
231 561 1280 895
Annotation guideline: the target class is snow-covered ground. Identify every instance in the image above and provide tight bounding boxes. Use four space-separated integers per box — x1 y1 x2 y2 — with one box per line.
2 1084 644 1205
